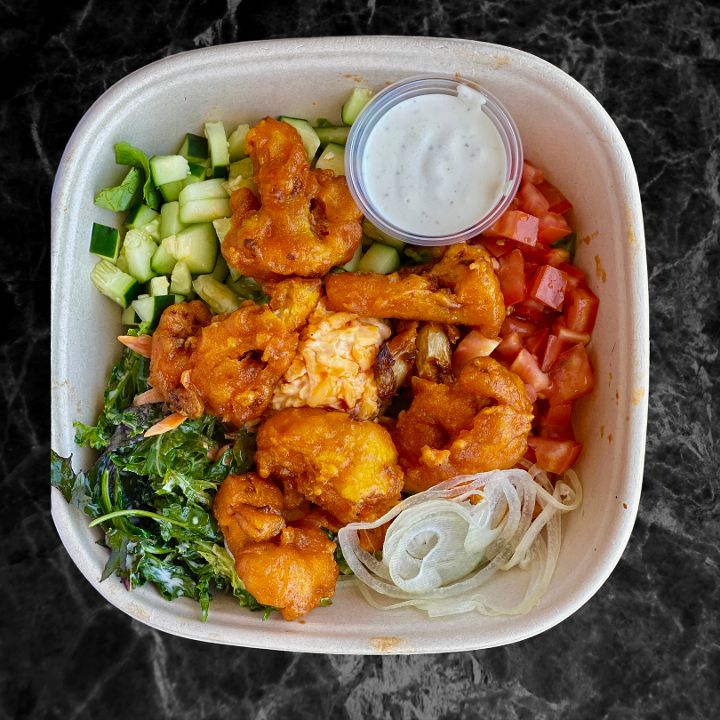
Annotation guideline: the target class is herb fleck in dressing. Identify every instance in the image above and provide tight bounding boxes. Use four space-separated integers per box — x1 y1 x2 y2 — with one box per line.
362 85 507 236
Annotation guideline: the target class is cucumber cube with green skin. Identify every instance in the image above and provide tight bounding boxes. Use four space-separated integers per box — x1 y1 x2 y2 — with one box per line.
315 125 351 146
178 133 209 164
124 204 160 230
159 180 184 202
141 216 162 243
342 245 363 272
121 304 140 325
228 123 250 161
315 142 346 176
170 260 192 296
149 155 190 186
212 252 229 283
182 163 208 188
362 218 406 251
278 117 321 162
179 198 232 224
132 294 176 330
358 242 400 274
90 259 141 308
342 87 373 125
124 228 158 283
89 223 121 263
149 275 170 296
151 242 177 275
178 178 228 204
160 201 186 240
205 120 230 178
116 246 130 274
228 157 254 180
193 275 243 314
162 223 218 274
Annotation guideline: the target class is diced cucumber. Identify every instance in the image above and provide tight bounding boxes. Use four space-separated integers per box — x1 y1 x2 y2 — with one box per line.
228 157 254 180
124 228 158 283
278 117 321 162
178 178 229 204
212 217 232 245
142 216 162 243
121 304 140 325
362 218 406 251
159 180 184 202
225 274 265 301
124 204 160 230
174 294 186 304
179 198 232 224
132 294 176 330
178 133 209 164
228 266 241 282
160 201 186 240
193 275 243 314
223 176 259 197
361 234 373 248
162 223 218 274
151 242 178 275
315 142 346 176
358 242 400 274
149 275 170 296
315 125 351 146
89 223 121 263
116 246 130 274
342 87 373 125
170 260 192 296
342 245 363 272
228 123 250 161
90 259 141 308
149 155 190 186
204 120 230 178
212 253 229 283
182 163 208 188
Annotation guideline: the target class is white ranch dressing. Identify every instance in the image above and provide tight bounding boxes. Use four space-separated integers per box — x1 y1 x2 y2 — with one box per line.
362 85 507 236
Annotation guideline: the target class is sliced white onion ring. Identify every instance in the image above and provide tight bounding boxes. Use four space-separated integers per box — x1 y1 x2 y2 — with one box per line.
337 465 582 617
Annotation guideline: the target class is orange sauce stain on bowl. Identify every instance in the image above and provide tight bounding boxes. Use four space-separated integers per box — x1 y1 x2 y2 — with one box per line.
369 637 412 653
580 231 598 245
594 255 607 283
608 433 613 444
632 388 646 406
600 425 604 438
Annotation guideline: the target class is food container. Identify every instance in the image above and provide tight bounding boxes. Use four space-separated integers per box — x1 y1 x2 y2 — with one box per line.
345 74 523 246
51 37 649 654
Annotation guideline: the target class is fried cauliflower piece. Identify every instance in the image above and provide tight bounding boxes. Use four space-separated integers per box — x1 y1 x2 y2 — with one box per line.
233 522 339 620
255 407 404 525
325 242 506 336
394 357 534 493
374 321 418 402
221 118 362 282
270 297 391 420
213 473 286 550
149 301 212 413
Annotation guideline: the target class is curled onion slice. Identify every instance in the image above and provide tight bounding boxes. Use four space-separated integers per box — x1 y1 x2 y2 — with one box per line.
337 465 582 617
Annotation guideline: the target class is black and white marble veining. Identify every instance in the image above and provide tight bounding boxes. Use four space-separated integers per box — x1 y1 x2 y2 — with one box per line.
2 0 719 717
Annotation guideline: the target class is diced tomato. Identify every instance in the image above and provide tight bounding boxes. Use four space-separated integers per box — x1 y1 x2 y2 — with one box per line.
497 248 526 306
541 334 564 373
552 318 591 346
565 285 599 334
521 160 544 186
524 259 540 282
529 265 568 311
527 436 582 474
452 330 501 373
542 247 571 268
501 315 542 338
539 423 576 441
524 383 538 404
510 349 550 393
558 262 585 290
513 297 558 327
495 331 524 359
544 401 573 427
537 212 572 244
508 196 522 210
546 343 595 407
519 182 550 217
536 181 573 214
524 327 549 356
524 445 537 464
480 236 514 258
484 210 539 247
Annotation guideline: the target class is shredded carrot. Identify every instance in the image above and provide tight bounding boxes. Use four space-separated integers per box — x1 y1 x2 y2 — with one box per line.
133 387 165 407
118 334 152 357
144 412 187 437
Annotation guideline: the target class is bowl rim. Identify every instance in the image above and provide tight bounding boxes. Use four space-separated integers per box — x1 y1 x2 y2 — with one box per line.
51 35 649 654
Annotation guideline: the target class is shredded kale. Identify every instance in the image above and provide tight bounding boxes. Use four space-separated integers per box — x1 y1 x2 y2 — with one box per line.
53 344 273 621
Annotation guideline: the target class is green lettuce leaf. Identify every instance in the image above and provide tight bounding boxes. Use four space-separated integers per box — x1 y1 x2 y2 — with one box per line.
115 142 161 210
94 167 142 211
551 232 577 260
403 247 432 265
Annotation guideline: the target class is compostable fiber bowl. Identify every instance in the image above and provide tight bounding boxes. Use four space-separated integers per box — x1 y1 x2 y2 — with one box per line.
51 37 649 654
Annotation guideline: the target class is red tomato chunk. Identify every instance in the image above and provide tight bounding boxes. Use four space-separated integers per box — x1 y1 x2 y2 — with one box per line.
527 437 582 474
521 160 544 186
536 181 573 214
565 286 599 334
519 182 550 217
546 343 595 406
541 334 564 373
537 212 572 243
497 249 527 306
485 210 539 247
529 265 568 311
510 349 550 393
452 331 501 373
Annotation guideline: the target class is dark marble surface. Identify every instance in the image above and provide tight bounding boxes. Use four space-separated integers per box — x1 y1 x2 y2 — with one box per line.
3 0 719 717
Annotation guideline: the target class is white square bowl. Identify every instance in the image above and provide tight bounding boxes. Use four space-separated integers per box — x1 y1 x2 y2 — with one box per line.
51 37 649 654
